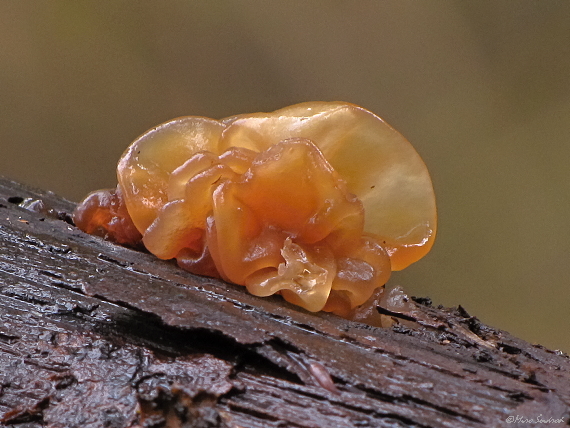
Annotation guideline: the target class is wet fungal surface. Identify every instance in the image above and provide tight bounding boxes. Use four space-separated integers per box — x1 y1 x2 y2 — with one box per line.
74 102 437 316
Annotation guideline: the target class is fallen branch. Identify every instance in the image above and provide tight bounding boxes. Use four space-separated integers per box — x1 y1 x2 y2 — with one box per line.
0 177 568 427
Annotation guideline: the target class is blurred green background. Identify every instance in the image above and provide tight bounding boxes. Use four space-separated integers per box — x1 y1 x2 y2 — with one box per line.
1 1 569 352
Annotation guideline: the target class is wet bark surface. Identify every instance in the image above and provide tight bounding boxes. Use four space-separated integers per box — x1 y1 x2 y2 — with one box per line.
0 176 569 428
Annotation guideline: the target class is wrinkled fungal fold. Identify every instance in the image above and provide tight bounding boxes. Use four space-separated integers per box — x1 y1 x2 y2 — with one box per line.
74 102 436 316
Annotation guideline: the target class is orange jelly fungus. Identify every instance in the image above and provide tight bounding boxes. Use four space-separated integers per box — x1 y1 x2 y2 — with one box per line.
74 102 436 316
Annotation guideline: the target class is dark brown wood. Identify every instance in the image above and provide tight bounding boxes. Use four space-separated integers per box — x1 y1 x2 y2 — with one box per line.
0 176 568 428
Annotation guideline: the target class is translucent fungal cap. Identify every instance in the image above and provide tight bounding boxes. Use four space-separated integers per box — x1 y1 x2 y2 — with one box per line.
74 102 436 315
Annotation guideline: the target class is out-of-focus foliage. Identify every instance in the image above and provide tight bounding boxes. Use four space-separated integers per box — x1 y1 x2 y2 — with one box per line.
1 1 569 352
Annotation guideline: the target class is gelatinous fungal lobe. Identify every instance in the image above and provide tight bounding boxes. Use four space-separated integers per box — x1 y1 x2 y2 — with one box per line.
74 102 436 316
73 185 142 246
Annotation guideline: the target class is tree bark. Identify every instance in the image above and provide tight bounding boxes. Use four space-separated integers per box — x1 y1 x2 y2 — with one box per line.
0 176 568 428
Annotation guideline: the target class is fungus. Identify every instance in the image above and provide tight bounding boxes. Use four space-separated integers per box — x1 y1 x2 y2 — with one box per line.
74 102 436 316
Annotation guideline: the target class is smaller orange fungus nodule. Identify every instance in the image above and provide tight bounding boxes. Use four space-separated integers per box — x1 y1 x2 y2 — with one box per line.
74 102 436 316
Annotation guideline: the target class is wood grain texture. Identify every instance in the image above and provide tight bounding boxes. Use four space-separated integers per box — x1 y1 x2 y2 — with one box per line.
0 176 568 427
